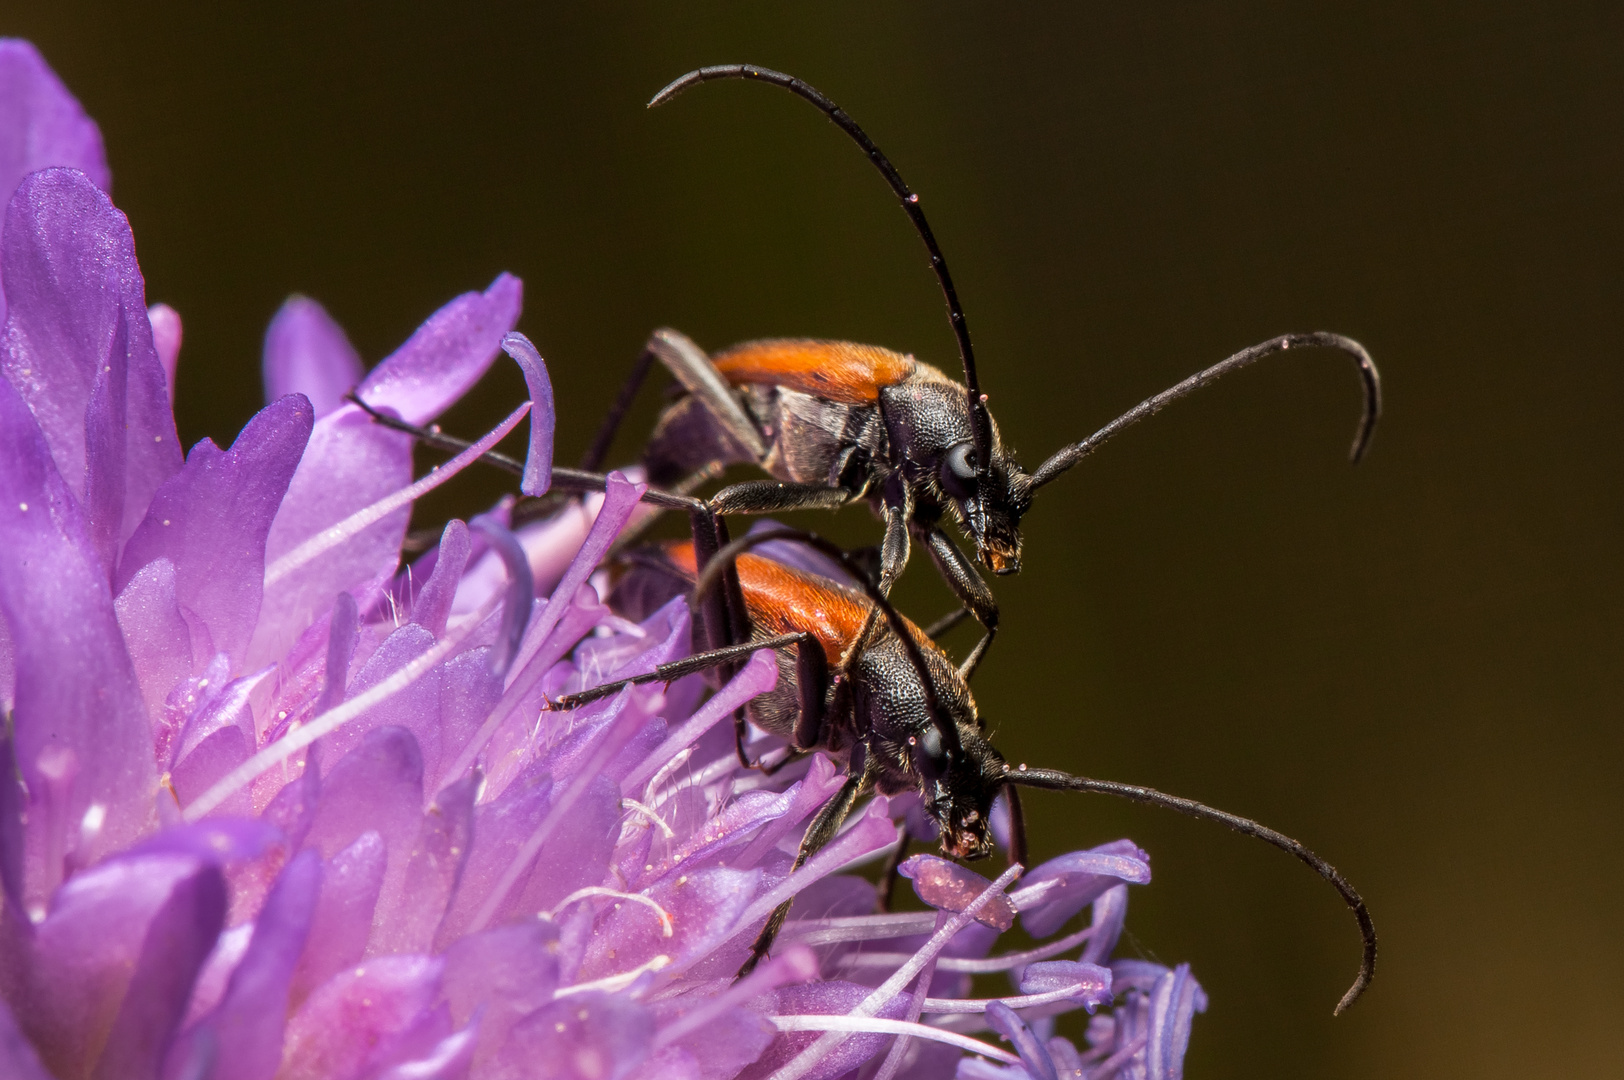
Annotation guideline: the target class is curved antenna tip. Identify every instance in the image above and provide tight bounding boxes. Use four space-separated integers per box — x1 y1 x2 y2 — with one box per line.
1004 766 1377 1014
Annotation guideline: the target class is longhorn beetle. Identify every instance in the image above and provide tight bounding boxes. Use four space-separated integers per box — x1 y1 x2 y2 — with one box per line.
579 65 1382 676
345 407 1378 1013
548 522 1378 1015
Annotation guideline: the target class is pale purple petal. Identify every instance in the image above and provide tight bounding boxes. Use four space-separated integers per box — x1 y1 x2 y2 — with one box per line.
509 774 620 917
173 666 269 766
468 513 533 675
1081 884 1129 966
1017 961 1113 1012
579 866 762 982
280 955 443 1080
434 771 553 948
121 818 279 866
262 295 363 418
183 849 320 1080
985 1001 1057 1080
355 273 522 426
1145 963 1205 1080
435 649 501 779
369 771 476 957
0 995 51 1080
0 40 108 202
0 39 109 323
505 471 645 676
643 1003 775 1080
291 831 386 1002
147 302 181 402
1014 841 1151 938
495 990 653 1080
249 405 412 667
11 854 207 1079
442 922 560 1063
169 728 252 816
499 331 554 495
375 1023 475 1080
114 557 193 719
118 394 312 667
303 726 425 951
408 519 469 638
318 591 359 712
92 861 226 1078
740 982 908 1080
0 168 180 540
0 375 154 893
899 855 1016 931
322 624 440 771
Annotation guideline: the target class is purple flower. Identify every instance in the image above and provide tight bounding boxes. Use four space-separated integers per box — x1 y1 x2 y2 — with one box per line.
0 39 1206 1080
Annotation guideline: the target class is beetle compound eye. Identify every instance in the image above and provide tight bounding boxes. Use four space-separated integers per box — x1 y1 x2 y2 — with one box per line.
941 441 979 499
915 726 950 781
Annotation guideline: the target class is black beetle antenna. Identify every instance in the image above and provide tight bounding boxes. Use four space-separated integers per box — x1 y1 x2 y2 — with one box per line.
1006 765 1376 1015
1029 332 1382 489
650 64 994 480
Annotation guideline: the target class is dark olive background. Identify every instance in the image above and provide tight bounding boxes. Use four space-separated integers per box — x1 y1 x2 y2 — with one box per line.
9 3 1622 1077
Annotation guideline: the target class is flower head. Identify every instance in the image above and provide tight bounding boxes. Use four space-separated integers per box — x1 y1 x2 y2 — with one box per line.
0 39 1204 1080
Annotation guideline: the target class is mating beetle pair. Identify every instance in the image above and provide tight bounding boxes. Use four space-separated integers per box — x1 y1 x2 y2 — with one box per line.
360 63 1381 1012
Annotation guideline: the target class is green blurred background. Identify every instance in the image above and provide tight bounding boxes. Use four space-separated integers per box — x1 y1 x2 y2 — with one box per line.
9 3 1622 1076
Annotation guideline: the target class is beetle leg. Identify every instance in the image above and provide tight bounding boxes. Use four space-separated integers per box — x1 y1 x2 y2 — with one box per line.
549 630 818 710
877 495 913 598
791 632 831 752
920 526 999 676
709 479 854 516
647 328 771 463
737 760 872 978
921 606 973 640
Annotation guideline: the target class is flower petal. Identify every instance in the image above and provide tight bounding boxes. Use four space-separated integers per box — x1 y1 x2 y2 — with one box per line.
304 726 425 951
92 860 226 1079
369 770 477 957
291 831 386 1002
1144 963 1206 1080
0 168 180 541
262 296 363 418
468 513 534 675
407 518 470 638
739 982 907 1080
434 769 554 948
442 921 560 1063
117 393 313 668
354 273 522 426
984 1001 1057 1080
1013 840 1150 939
249 405 412 667
899 856 1016 931
1016 960 1113 1012
0 40 108 202
280 954 444 1080
0 994 51 1080
325 625 441 774
113 557 193 720
494 990 653 1080
147 302 181 402
12 854 209 1078
0 375 154 892
178 849 320 1080
499 331 554 495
